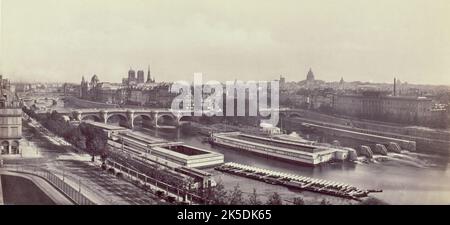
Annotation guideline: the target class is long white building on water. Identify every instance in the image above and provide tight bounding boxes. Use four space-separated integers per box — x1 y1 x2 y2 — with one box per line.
210 132 349 166
83 121 224 168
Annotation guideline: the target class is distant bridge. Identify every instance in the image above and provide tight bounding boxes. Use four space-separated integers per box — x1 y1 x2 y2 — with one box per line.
21 96 61 109
21 97 59 104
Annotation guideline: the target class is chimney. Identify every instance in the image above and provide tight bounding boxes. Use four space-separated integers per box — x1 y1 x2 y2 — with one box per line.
393 78 396 96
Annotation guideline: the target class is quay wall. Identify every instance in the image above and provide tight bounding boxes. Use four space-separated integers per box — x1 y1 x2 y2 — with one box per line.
283 110 450 155
286 109 450 140
296 121 416 151
63 96 119 109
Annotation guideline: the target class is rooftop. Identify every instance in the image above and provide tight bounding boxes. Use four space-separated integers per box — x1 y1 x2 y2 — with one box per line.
336 93 432 101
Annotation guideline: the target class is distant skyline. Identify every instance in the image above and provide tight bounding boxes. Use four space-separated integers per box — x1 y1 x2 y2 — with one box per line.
1 0 450 85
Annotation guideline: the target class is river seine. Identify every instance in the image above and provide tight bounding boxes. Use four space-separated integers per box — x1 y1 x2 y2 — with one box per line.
134 126 450 205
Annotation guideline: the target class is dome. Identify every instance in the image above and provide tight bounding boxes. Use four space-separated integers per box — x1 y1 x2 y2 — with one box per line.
306 68 315 81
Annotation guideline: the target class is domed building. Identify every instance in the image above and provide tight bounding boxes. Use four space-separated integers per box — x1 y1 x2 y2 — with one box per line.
306 68 315 82
300 68 325 89
0 75 22 155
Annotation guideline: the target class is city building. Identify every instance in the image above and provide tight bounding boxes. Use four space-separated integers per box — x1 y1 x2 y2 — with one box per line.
0 75 22 155
332 90 434 125
95 82 127 104
137 70 145 83
128 68 136 84
79 67 174 106
80 74 101 100
127 83 176 107
297 68 326 89
123 66 155 86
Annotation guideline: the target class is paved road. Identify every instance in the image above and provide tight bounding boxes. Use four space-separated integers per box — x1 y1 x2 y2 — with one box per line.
6 119 165 205
50 160 162 205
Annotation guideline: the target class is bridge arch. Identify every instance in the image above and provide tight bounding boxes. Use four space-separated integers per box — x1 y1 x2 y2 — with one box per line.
106 113 128 122
156 113 177 126
133 114 154 127
80 114 102 122
178 115 198 124
105 113 129 128
133 114 153 121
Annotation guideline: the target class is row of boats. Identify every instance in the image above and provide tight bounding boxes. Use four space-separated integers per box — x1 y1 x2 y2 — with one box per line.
216 162 382 201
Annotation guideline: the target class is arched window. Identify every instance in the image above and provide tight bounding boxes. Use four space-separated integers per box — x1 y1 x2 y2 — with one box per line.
1 141 9 154
11 141 20 154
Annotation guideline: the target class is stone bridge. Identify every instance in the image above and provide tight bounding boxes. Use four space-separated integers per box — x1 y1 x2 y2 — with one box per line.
61 108 193 128
37 107 292 129
21 97 59 106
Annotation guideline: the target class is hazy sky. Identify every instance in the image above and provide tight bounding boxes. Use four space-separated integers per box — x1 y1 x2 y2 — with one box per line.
1 0 449 84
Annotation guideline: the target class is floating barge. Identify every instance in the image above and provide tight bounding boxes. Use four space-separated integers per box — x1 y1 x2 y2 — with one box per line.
108 131 224 168
215 162 381 201
209 132 349 166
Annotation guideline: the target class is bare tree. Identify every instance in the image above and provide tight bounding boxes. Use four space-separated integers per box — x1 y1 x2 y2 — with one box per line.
266 192 283 205
228 184 245 205
248 188 262 205
293 197 305 205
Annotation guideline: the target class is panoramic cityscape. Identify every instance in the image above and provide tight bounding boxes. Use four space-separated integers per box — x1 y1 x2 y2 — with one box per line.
1 0 450 207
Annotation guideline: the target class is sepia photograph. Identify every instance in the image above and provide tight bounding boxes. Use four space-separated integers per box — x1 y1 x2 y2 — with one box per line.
1 0 449 218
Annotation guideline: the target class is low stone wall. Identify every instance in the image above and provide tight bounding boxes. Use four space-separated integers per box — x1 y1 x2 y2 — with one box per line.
288 109 450 140
63 96 119 109
284 109 450 155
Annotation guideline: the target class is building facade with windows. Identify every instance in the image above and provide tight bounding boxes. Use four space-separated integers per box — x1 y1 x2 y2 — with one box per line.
0 75 22 155
332 90 433 125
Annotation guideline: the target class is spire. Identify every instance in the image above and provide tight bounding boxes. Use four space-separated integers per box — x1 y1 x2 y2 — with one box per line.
147 65 151 83
394 77 397 96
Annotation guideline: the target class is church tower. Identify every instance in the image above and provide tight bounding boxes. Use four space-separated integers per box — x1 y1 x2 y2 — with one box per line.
306 68 315 82
146 65 151 83
80 76 88 98
339 77 345 90
146 65 155 83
